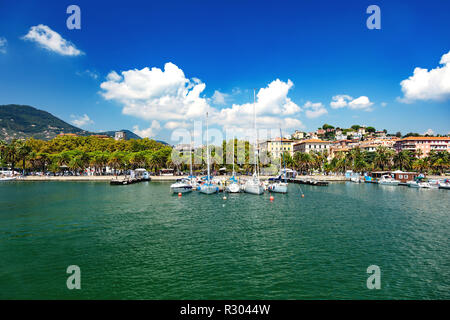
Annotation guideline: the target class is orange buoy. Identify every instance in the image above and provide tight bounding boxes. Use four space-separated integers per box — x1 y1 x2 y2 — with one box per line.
301 194 305 198
178 192 182 197
270 196 274 201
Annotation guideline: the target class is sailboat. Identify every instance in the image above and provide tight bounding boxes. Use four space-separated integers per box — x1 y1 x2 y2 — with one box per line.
244 89 264 195
199 112 219 194
268 129 288 194
225 137 240 193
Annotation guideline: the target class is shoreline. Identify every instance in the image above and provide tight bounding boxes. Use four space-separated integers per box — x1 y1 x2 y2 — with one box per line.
11 174 449 182
16 175 349 182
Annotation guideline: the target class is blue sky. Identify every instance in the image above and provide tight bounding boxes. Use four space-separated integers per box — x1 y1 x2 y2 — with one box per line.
0 0 449 142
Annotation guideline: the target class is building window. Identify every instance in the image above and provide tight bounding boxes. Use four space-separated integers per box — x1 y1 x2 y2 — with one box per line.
404 175 408 179
399 175 403 179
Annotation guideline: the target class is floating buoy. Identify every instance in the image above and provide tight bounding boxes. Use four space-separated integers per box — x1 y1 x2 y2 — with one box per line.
223 196 227 200
301 194 305 198
178 192 182 197
270 196 274 201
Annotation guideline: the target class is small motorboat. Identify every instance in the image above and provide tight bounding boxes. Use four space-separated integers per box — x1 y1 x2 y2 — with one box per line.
378 175 400 186
407 180 430 188
0 176 16 181
170 178 193 193
439 179 450 190
350 176 361 183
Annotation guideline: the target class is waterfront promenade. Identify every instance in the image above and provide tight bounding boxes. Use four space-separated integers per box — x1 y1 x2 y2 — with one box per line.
19 174 349 182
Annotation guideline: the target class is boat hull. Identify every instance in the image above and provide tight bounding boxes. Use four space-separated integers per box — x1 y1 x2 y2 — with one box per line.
0 177 16 181
244 184 264 195
379 181 399 186
268 183 288 193
170 185 193 193
199 184 219 194
225 183 241 193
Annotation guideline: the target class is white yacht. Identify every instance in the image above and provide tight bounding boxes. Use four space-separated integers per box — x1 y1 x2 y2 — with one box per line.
439 179 450 190
378 174 400 186
170 178 193 193
199 112 219 195
244 89 264 195
407 180 431 188
244 173 264 195
0 176 16 181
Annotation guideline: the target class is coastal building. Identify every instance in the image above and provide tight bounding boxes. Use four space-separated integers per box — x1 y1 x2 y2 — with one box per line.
259 138 294 159
90 134 110 139
293 139 331 154
291 130 305 140
394 137 450 157
114 131 126 141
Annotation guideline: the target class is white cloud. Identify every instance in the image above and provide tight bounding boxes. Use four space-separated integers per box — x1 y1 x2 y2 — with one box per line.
381 102 387 107
330 95 352 109
0 37 7 54
399 50 450 102
213 79 302 130
100 63 304 133
303 101 328 118
76 69 99 79
423 129 434 136
133 120 161 138
348 96 374 111
164 121 191 130
100 62 209 121
330 94 373 111
22 24 83 56
211 90 229 105
71 114 93 127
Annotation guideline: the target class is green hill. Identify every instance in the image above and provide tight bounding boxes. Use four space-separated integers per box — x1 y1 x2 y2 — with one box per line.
0 104 88 141
0 104 145 142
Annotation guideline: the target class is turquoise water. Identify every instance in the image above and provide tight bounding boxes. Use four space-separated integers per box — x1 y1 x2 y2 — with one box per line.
0 181 449 299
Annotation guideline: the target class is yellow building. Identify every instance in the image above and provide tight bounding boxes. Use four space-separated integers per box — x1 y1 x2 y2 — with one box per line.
259 138 294 159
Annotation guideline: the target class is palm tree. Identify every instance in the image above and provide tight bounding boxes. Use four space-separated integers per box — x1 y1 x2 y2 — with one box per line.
294 152 313 174
16 140 32 175
374 146 393 171
36 152 51 173
108 151 125 175
412 159 427 173
393 150 412 171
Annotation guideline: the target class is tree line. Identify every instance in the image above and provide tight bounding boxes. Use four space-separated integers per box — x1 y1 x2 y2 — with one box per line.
1 137 449 176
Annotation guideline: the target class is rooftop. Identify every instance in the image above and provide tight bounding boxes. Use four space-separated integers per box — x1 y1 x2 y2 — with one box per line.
294 139 330 144
398 136 450 142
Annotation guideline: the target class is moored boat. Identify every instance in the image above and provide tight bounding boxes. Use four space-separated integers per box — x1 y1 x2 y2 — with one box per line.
378 174 400 186
170 178 193 193
439 179 450 190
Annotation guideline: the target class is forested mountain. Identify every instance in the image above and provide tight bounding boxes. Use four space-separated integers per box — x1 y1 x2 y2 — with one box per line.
0 104 144 142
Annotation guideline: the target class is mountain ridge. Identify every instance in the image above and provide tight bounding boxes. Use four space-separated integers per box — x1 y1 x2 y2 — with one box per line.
0 104 146 142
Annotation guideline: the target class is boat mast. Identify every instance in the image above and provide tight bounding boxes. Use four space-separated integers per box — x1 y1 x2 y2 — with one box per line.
189 130 193 177
206 112 210 184
232 136 235 177
253 88 258 177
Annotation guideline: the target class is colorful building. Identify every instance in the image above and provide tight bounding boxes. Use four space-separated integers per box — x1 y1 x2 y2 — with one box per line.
259 138 294 159
394 137 450 157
